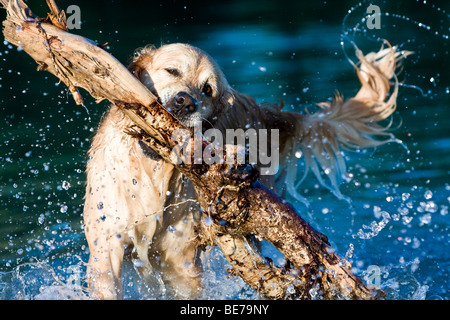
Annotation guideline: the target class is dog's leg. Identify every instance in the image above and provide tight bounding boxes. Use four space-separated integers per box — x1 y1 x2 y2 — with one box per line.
83 156 131 299
83 138 131 300
149 184 203 299
85 231 125 299
156 218 202 299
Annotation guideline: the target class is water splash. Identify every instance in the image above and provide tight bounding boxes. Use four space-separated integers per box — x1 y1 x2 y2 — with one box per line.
0 248 259 300
354 209 391 239
0 259 88 300
380 259 429 300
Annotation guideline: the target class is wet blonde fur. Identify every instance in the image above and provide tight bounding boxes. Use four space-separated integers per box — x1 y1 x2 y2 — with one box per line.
83 42 410 299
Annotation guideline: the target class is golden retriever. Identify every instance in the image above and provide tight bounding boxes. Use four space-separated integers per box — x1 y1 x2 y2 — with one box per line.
83 42 409 299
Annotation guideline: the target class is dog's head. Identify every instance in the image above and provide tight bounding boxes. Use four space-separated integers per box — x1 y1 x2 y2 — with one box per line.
128 43 234 128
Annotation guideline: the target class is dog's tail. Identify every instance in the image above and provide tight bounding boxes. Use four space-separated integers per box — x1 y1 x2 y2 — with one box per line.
279 43 412 205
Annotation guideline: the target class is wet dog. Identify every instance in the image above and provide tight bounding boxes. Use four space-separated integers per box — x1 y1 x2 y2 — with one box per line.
83 43 408 299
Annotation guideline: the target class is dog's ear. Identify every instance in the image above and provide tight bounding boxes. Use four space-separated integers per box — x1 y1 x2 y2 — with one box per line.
127 45 157 81
218 87 235 112
207 87 234 127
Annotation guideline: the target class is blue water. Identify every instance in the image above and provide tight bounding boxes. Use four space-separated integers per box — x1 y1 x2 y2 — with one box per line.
0 0 448 299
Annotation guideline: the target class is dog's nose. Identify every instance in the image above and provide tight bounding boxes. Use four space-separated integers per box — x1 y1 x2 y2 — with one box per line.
173 92 198 112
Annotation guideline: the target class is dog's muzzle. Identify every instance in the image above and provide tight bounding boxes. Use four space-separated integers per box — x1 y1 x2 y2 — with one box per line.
139 91 200 160
167 91 198 117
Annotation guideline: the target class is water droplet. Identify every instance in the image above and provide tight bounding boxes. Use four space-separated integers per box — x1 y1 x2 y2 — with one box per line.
424 190 433 200
402 216 413 225
62 180 70 190
423 201 438 213
343 173 353 182
97 202 104 210
402 193 410 201
132 178 137 185
419 213 431 226
168 225 176 233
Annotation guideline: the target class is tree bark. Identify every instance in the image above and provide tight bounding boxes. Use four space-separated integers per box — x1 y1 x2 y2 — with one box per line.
1 0 380 299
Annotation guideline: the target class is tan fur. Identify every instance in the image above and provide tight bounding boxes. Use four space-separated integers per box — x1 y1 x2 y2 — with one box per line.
83 43 409 299
279 44 412 203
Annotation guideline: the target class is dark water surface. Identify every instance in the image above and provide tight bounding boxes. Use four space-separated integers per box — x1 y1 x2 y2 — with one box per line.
0 0 449 299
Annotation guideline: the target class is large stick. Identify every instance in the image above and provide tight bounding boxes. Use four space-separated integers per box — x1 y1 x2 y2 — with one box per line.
1 0 379 299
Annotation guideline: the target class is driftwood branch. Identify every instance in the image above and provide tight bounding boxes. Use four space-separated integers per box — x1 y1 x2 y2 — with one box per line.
1 0 379 299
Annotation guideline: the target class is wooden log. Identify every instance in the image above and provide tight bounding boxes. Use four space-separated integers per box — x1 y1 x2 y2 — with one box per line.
1 0 379 299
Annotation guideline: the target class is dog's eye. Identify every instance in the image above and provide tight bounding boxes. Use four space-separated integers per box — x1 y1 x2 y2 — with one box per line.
202 84 213 97
165 68 181 77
